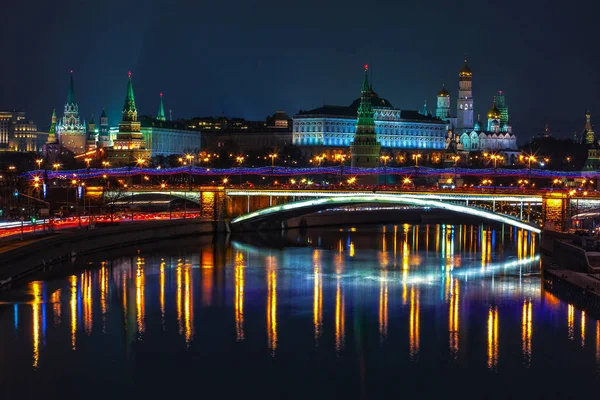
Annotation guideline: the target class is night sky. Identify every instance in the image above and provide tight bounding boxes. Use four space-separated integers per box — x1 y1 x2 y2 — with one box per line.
1 0 598 143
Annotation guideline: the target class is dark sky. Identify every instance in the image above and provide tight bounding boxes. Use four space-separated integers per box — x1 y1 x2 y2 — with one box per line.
1 0 598 143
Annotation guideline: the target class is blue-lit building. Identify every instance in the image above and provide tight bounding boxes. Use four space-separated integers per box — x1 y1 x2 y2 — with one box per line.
293 88 447 161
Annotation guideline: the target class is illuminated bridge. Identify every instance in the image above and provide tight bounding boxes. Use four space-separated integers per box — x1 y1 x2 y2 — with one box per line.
225 189 544 233
100 187 599 233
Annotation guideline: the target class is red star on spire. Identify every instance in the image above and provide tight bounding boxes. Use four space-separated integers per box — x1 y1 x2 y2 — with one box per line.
128 71 132 78
364 64 369 71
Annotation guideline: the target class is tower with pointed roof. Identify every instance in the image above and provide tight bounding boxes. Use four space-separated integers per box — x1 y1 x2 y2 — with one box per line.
98 108 111 147
87 114 97 150
585 110 595 145
496 90 509 130
47 109 57 144
107 72 150 165
436 84 451 121
57 71 87 154
157 93 166 121
456 58 474 132
350 65 381 182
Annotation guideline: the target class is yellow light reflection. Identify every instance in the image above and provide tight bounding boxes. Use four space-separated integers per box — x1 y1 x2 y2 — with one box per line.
568 304 575 340
487 306 499 370
449 278 459 359
136 258 145 337
160 262 166 329
409 287 420 360
51 289 61 327
581 310 586 348
596 320 600 363
177 266 183 335
379 270 388 342
313 250 323 344
83 271 92 335
202 249 214 307
522 298 532 367
234 251 245 341
266 255 277 355
184 267 194 345
31 281 42 368
100 264 108 333
70 275 77 351
349 241 355 257
335 276 345 354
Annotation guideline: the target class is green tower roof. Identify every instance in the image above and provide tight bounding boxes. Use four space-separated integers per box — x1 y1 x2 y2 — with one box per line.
89 114 95 125
122 71 137 121
49 109 56 134
100 108 107 118
157 93 166 121
361 64 370 93
67 70 76 104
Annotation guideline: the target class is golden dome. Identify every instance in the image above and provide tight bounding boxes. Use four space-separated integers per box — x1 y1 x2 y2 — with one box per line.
437 84 450 97
487 97 501 119
459 58 472 77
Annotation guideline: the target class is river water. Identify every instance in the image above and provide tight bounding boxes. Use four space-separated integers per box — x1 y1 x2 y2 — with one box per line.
0 224 598 398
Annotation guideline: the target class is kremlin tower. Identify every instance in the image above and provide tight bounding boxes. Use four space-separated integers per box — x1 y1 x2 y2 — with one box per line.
350 64 381 183
436 84 451 121
456 58 474 132
157 93 166 121
106 72 150 166
98 108 111 148
56 71 87 154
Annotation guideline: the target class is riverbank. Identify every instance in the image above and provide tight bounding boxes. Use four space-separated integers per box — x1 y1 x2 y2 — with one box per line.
541 228 600 315
0 218 226 290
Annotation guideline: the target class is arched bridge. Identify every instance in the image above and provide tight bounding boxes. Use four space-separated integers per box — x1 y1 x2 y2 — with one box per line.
230 193 542 233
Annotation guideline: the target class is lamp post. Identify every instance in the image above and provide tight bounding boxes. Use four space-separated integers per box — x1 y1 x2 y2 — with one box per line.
236 156 244 185
380 155 390 187
185 154 194 190
412 153 422 168
136 157 146 186
335 153 346 185
452 155 460 185
35 158 43 171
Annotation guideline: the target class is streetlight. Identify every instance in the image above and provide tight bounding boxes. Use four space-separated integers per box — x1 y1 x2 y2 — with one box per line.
236 156 245 185
412 153 422 168
269 153 278 169
380 155 390 187
84 157 92 168
52 163 61 172
35 159 43 170
102 161 110 169
136 157 146 186
185 154 194 189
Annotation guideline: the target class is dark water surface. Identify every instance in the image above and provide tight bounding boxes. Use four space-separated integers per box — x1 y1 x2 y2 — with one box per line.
0 224 599 399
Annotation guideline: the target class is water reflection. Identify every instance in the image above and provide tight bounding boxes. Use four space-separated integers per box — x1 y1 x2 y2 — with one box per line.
234 251 245 341
313 250 323 345
487 306 499 371
8 223 600 388
266 255 277 355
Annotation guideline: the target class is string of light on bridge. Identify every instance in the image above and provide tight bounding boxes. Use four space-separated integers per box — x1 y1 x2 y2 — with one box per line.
21 166 596 181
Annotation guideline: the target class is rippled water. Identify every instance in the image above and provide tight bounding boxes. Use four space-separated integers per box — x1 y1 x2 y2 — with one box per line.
0 224 599 399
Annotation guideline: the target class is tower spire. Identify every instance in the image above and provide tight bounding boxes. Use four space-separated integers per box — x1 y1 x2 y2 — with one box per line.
157 92 166 121
122 71 137 122
67 70 76 104
361 64 370 93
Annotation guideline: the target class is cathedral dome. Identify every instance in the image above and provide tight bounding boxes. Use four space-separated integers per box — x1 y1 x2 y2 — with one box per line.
349 89 393 109
437 85 450 97
459 59 472 77
474 119 482 132
487 97 501 119
491 120 500 129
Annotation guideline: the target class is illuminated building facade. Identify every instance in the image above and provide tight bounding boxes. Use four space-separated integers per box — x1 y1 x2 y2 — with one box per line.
293 79 446 161
106 72 151 165
57 71 87 155
140 118 202 156
0 110 47 152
